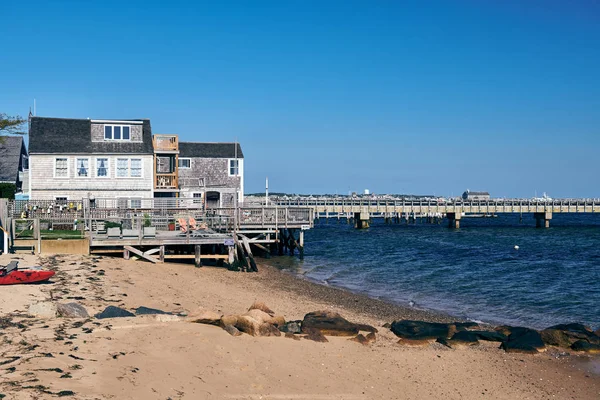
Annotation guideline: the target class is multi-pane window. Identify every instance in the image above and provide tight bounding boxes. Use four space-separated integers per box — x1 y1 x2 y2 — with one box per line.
229 159 239 176
55 158 68 177
193 192 203 204
76 158 89 177
131 159 142 177
96 158 109 177
178 158 191 169
104 125 131 140
116 158 142 178
117 158 129 177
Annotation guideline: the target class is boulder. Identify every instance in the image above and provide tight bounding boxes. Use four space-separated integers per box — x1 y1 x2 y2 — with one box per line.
350 334 370 345
188 310 222 326
221 315 239 327
472 331 507 342
366 332 376 343
56 303 89 318
500 327 545 354
304 328 328 343
450 330 479 345
455 322 480 331
356 323 378 333
302 311 359 336
279 320 302 334
95 306 135 319
245 309 285 327
258 323 281 337
390 320 455 340
235 315 261 336
248 301 275 316
571 340 600 354
397 338 431 347
29 302 57 318
135 306 169 315
223 324 242 337
541 323 600 346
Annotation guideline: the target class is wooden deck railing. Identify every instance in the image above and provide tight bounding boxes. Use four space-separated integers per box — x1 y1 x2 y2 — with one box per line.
152 134 179 152
155 173 178 190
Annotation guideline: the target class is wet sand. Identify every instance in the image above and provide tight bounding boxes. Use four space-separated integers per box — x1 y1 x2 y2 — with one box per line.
0 252 599 399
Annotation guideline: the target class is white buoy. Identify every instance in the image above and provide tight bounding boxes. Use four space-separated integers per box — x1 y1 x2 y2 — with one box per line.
514 245 520 250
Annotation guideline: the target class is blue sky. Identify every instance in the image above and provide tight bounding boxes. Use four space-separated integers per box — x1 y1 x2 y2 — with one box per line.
1 0 599 197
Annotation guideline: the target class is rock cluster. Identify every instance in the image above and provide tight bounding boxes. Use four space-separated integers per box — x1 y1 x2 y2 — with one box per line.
389 320 600 354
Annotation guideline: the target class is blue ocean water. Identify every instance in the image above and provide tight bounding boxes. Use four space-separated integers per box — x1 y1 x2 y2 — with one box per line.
273 214 600 330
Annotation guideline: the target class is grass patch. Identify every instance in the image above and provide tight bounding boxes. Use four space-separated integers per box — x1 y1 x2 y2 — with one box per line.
17 230 83 239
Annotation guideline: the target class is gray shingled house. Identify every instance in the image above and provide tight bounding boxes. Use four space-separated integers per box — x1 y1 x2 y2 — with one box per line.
0 136 29 198
177 142 244 207
28 117 155 203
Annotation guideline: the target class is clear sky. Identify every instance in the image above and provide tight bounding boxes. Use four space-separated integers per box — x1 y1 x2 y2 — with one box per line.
1 0 599 198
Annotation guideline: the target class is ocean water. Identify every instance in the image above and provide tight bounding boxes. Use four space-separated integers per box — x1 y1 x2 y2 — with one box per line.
271 214 600 330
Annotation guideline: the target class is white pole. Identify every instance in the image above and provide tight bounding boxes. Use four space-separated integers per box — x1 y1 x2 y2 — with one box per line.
265 176 269 206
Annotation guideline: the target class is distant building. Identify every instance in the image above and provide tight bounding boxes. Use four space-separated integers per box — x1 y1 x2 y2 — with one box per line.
462 190 490 201
0 136 29 199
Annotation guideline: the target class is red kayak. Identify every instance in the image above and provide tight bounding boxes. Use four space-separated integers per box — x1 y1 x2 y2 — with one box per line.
0 262 55 285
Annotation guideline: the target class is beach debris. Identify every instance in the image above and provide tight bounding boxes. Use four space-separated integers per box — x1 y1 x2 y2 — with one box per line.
223 324 242 336
279 320 302 334
499 327 546 354
95 306 134 319
390 320 455 340
570 340 600 354
540 323 599 349
28 302 58 319
57 303 89 319
302 310 376 336
303 328 328 343
248 301 275 316
188 309 222 326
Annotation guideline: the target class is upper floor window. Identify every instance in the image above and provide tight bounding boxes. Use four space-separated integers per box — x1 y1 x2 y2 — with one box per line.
229 159 240 176
55 158 69 178
76 158 90 177
178 158 191 169
104 125 131 141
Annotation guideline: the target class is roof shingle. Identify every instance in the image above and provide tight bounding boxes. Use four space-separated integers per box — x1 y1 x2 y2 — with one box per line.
179 142 244 158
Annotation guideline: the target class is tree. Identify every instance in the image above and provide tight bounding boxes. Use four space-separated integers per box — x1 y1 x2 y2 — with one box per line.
0 113 27 135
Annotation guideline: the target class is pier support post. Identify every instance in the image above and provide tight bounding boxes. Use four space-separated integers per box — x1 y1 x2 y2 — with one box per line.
354 212 370 229
195 244 202 267
534 212 552 228
299 230 304 259
447 212 461 229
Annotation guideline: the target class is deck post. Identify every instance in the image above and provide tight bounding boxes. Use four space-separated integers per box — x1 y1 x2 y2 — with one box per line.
195 244 202 267
228 245 235 265
159 245 165 262
124 247 130 260
447 212 461 229
534 212 552 228
35 218 41 254
354 212 370 229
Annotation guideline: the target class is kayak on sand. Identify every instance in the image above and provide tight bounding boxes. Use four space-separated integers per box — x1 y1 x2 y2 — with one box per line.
0 261 55 285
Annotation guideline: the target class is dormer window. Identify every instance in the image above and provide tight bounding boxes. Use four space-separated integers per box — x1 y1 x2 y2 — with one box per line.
104 125 131 141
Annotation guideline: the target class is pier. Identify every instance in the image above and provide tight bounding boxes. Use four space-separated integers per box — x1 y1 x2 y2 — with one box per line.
265 197 600 229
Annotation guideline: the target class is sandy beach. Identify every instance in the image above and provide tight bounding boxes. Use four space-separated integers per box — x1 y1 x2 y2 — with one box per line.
0 252 599 400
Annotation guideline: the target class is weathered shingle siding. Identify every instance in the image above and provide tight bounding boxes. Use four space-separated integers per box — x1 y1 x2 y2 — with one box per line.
29 154 153 200
91 123 143 142
178 157 244 205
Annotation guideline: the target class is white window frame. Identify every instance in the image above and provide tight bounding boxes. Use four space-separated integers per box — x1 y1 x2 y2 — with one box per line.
228 159 240 177
75 157 90 178
95 157 110 178
54 157 70 178
192 192 203 204
178 158 191 169
115 158 144 179
104 124 132 141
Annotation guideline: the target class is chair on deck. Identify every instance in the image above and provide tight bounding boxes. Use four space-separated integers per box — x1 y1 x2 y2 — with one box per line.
188 217 207 231
178 218 188 233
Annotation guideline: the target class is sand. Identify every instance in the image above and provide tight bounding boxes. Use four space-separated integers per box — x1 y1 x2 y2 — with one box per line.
0 252 599 400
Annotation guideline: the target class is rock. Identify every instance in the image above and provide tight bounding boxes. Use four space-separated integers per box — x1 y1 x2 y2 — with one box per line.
279 320 302 334
454 322 480 331
366 332 376 343
223 324 242 337
135 306 169 315
304 328 328 343
571 340 600 354
244 309 285 327
472 331 507 342
541 323 600 347
56 303 89 318
449 331 479 345
285 332 301 341
350 334 370 345
268 315 286 327
248 301 275 316
495 326 513 336
302 310 359 336
382 322 392 329
258 323 281 337
235 316 261 336
500 327 546 354
221 315 239 327
29 302 57 318
595 328 600 337
95 306 135 319
390 320 455 340
188 310 222 326
356 324 378 333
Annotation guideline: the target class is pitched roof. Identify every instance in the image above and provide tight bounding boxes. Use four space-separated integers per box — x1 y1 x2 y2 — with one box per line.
179 142 244 158
28 117 153 154
0 136 26 182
